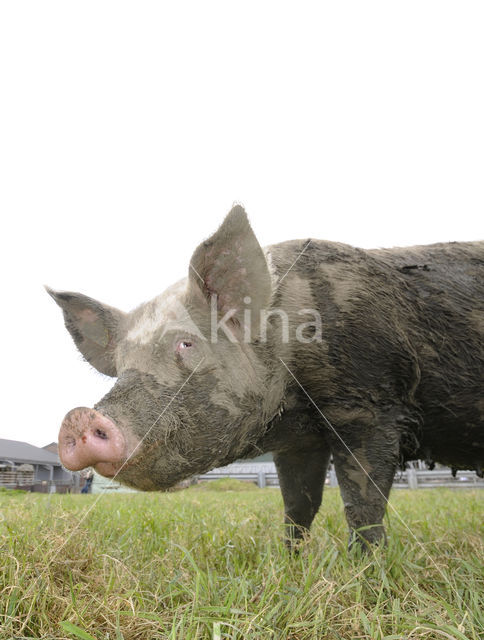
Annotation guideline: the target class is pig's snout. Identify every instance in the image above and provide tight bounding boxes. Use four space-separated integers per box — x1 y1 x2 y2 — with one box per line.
58 408 127 477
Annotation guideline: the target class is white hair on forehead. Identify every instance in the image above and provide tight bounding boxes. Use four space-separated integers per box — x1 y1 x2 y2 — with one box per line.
127 279 205 344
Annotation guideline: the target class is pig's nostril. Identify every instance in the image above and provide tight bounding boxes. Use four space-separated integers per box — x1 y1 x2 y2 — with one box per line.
94 428 108 440
65 435 77 449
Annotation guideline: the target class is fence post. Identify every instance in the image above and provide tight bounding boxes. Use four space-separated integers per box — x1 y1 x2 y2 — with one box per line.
329 468 338 487
257 471 266 488
407 467 418 489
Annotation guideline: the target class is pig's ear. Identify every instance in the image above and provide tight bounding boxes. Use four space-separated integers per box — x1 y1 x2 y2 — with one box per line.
188 205 272 338
45 287 126 377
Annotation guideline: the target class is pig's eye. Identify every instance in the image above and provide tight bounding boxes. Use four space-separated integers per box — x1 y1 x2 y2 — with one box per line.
176 340 193 351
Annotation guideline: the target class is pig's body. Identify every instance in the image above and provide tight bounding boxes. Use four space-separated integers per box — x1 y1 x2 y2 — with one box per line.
49 208 484 547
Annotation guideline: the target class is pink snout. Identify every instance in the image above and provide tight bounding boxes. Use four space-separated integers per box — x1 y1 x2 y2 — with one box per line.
58 407 127 477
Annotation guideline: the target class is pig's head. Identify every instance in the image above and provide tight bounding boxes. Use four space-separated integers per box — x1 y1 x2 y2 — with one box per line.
48 206 277 490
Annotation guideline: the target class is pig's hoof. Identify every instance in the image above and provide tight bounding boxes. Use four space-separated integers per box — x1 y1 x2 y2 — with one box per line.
284 527 310 554
347 525 387 553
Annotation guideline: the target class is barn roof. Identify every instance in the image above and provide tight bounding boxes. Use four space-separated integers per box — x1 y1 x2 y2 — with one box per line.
42 442 59 455
0 439 62 466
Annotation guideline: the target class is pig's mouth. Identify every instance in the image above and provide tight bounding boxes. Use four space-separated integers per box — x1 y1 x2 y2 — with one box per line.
93 461 124 478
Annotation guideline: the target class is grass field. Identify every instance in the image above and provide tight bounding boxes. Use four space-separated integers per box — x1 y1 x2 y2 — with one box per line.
1 482 483 640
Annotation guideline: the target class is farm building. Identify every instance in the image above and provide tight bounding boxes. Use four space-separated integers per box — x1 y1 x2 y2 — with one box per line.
0 438 77 493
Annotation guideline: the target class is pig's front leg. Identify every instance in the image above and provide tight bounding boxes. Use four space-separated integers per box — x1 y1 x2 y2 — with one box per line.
273 441 331 548
330 424 400 550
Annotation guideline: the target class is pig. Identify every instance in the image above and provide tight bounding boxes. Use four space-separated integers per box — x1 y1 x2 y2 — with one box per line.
47 206 484 548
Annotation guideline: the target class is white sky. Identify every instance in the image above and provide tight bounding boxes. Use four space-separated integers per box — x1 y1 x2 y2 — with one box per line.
0 1 483 447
